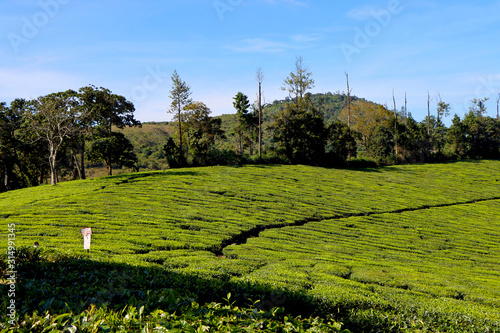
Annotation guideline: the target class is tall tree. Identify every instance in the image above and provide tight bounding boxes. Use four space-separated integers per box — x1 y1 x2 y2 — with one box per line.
368 125 395 163
339 100 392 157
427 91 432 136
496 92 499 121
328 120 357 163
79 85 139 137
281 56 315 103
183 102 225 166
447 114 467 158
470 98 489 119
79 85 140 179
403 92 408 121
232 92 251 155
163 137 180 168
272 95 326 164
434 98 450 157
0 102 16 191
436 96 451 122
0 100 43 190
274 59 324 164
256 68 264 163
399 115 428 163
27 91 80 185
468 98 489 156
10 99 48 187
87 132 138 176
168 71 192 165
393 90 398 157
345 72 353 161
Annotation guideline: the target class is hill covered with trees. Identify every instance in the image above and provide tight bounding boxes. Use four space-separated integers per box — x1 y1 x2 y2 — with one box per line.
1 58 500 192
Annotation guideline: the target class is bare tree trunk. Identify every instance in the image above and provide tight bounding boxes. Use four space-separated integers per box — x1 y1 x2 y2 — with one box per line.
393 90 398 158
178 107 183 162
497 92 499 121
404 92 408 121
258 84 262 161
257 68 264 164
427 91 431 136
427 91 432 157
345 72 352 162
436 93 442 123
47 142 58 185
73 154 83 180
238 130 243 156
80 138 86 180
4 173 8 191
49 157 57 185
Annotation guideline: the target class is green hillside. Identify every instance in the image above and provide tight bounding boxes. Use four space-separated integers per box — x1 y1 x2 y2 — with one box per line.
217 92 369 151
116 92 371 166
261 92 365 125
117 122 173 171
1 161 500 331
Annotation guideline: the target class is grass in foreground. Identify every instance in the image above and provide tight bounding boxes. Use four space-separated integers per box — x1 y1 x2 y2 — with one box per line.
0 249 346 332
1 160 500 331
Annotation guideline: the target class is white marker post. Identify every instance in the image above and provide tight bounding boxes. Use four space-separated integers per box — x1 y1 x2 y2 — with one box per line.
80 227 92 253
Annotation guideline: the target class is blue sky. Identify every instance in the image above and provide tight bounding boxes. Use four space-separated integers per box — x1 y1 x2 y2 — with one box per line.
1 0 500 123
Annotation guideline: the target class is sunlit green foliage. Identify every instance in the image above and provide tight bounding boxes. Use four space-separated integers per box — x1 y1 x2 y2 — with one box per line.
0 249 345 332
1 161 500 331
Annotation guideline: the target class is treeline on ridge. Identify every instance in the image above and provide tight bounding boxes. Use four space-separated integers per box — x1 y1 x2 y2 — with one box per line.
1 58 500 192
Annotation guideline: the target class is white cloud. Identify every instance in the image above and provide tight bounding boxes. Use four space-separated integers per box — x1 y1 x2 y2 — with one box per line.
228 33 322 54
346 5 381 21
292 33 322 43
228 38 289 53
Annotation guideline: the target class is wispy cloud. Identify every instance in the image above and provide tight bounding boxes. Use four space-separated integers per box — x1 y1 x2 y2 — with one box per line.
228 38 289 53
292 33 322 43
346 5 381 21
228 33 322 54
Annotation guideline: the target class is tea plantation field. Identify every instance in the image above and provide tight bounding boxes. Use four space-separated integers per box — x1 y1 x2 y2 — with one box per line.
1 160 500 332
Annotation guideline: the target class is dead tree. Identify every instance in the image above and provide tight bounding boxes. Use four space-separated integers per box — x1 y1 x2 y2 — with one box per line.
345 72 352 162
393 90 398 157
256 68 264 164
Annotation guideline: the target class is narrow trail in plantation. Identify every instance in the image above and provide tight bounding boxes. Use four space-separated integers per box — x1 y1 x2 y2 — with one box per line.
210 196 500 256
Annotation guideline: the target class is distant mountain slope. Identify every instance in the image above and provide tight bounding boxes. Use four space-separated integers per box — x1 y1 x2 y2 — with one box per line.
218 92 372 129
217 92 376 151
116 93 378 168
115 123 173 171
262 92 362 124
